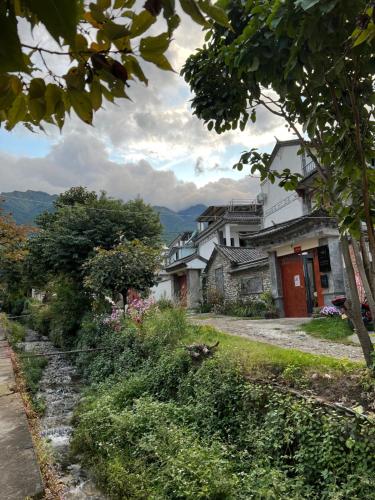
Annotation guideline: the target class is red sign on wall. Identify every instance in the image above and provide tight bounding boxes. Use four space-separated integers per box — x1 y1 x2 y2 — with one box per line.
294 246 302 254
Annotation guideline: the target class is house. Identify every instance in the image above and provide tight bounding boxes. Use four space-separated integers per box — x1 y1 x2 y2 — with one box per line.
161 201 263 308
243 139 345 317
204 245 270 303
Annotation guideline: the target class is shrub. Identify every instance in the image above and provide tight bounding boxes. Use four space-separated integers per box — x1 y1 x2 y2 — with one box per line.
48 277 90 347
72 396 239 499
26 300 53 336
156 297 175 311
71 308 375 499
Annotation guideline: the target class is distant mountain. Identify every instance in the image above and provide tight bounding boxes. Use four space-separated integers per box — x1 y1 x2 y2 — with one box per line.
0 190 57 225
0 190 206 243
154 204 206 243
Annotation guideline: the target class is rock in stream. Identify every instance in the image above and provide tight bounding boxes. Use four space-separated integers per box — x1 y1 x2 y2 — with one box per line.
21 328 106 499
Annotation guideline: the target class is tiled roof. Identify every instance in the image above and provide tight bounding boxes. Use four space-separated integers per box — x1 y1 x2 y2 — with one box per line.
244 211 333 241
165 252 207 271
222 212 261 223
215 245 267 265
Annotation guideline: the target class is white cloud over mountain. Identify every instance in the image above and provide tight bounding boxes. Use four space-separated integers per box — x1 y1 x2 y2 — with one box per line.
0 10 296 209
0 133 260 210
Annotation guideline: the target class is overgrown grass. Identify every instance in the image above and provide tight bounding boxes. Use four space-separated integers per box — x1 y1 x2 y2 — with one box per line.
183 324 362 373
0 312 26 348
301 316 353 343
71 308 375 499
0 314 47 413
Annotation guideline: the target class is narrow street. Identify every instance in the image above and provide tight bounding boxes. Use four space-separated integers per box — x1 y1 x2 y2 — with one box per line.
189 314 364 362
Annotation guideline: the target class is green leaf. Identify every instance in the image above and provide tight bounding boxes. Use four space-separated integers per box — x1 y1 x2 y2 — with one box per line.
102 22 130 41
353 28 371 47
0 10 27 72
29 97 47 122
29 78 46 99
90 80 102 110
248 56 259 72
295 0 320 11
198 1 230 28
69 89 93 124
123 55 148 84
45 84 63 115
140 32 170 55
130 10 156 38
141 52 174 71
6 94 27 130
179 0 208 27
24 0 79 45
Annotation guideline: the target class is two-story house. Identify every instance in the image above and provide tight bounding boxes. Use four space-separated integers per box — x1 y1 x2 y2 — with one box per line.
159 201 263 308
244 139 345 317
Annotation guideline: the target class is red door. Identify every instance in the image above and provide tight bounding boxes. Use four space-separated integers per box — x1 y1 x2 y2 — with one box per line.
279 254 308 317
177 274 187 306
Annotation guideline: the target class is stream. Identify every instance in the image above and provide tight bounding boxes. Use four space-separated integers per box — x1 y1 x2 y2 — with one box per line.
21 328 106 499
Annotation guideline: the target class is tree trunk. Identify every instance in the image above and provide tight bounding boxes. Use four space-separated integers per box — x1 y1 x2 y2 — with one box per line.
122 288 128 311
341 235 374 367
352 238 375 324
360 235 375 297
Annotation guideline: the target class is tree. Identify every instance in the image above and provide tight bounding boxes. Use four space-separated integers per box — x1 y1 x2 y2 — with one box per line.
0 209 32 311
26 187 162 285
182 0 375 366
83 239 161 307
0 0 229 131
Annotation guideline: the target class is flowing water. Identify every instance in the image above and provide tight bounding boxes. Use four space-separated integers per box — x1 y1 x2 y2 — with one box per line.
21 328 106 499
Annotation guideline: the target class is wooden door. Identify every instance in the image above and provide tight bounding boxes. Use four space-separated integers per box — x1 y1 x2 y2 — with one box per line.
279 254 308 317
177 274 187 306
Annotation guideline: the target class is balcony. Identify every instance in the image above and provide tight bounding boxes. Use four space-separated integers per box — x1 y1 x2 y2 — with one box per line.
302 159 317 178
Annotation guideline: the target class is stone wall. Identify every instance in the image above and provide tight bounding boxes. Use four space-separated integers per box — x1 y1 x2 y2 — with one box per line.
205 251 271 303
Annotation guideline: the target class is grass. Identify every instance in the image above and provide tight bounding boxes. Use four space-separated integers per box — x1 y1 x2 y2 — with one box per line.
301 316 353 343
184 324 363 375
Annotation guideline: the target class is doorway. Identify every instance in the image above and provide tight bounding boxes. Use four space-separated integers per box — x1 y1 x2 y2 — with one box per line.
279 250 323 317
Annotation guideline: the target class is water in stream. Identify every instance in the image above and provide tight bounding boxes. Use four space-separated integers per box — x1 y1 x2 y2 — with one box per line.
22 328 106 499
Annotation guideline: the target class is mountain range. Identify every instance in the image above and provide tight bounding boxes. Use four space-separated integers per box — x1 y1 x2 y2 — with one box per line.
0 190 205 243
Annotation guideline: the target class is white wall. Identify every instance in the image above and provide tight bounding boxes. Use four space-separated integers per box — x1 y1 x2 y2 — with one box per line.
198 234 218 260
150 277 172 301
261 144 305 228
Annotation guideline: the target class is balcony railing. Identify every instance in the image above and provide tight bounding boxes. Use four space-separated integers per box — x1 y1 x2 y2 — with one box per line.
302 159 317 177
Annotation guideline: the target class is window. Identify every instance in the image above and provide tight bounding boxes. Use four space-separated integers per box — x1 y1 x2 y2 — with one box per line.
215 267 224 294
241 276 263 295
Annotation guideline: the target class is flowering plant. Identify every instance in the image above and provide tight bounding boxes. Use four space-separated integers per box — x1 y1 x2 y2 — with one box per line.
320 305 340 317
127 297 156 324
103 307 124 332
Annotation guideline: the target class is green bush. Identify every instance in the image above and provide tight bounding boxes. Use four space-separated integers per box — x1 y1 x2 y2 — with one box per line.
26 300 53 336
7 320 26 348
20 355 48 394
48 277 90 347
71 308 375 499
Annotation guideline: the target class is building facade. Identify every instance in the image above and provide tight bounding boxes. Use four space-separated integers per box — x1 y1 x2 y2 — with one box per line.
204 245 270 303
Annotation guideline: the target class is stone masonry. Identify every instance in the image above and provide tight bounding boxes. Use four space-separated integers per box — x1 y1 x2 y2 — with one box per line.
205 250 271 303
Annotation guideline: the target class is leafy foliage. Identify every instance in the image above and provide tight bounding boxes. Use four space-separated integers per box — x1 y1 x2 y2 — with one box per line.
182 0 375 365
0 210 32 312
0 0 229 130
182 0 375 234
72 308 375 499
26 187 162 286
83 240 161 305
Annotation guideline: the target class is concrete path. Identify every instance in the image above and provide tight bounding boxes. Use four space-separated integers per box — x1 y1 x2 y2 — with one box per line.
0 327 44 499
189 314 364 362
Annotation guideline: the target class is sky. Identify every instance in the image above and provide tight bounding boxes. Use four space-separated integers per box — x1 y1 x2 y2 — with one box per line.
0 12 295 210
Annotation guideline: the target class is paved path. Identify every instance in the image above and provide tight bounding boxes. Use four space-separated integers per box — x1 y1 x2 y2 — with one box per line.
189 314 364 362
0 326 44 499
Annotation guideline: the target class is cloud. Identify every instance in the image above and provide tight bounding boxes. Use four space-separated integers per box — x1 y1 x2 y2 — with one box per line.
0 133 260 210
